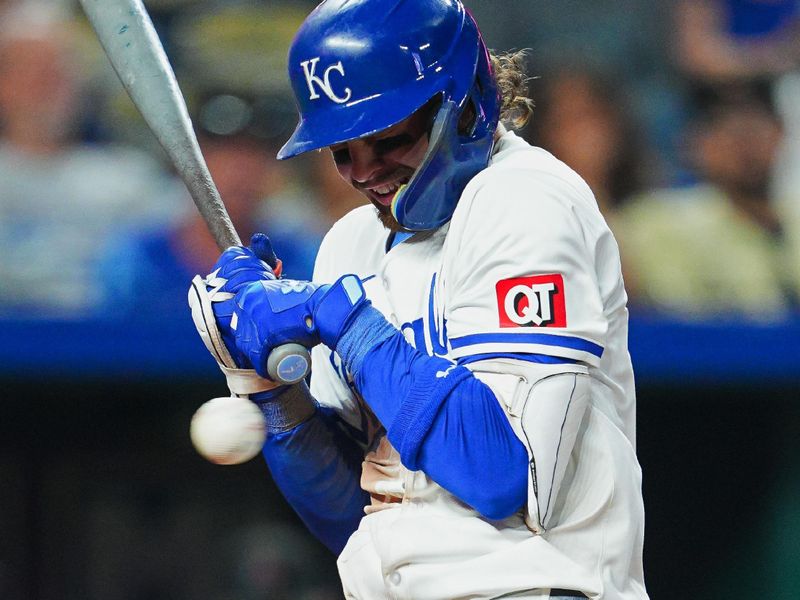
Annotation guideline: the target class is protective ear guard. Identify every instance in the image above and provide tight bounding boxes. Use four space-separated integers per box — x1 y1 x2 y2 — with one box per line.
391 100 455 229
391 97 496 231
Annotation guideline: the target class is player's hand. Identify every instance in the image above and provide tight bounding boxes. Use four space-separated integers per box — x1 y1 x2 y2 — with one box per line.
204 234 280 368
232 275 369 378
189 233 289 399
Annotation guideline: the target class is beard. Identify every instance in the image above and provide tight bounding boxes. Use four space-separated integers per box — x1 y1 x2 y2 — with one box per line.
350 165 417 234
372 200 410 233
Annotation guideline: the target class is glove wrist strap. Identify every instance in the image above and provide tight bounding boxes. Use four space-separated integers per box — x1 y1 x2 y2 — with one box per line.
314 274 370 348
219 365 282 396
190 274 282 396
254 383 316 433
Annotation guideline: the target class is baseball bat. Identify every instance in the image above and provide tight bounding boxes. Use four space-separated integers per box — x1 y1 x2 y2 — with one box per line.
79 0 310 385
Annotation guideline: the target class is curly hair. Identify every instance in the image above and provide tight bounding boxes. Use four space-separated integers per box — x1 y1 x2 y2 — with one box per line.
490 49 534 129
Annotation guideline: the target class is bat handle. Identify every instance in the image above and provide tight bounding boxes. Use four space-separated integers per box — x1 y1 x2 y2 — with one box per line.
267 343 311 385
249 237 310 385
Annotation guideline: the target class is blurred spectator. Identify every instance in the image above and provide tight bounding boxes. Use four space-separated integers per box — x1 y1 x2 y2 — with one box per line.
467 0 686 183
0 2 183 317
674 0 800 82
617 83 800 320
527 68 652 223
673 0 800 212
100 91 324 316
98 2 367 317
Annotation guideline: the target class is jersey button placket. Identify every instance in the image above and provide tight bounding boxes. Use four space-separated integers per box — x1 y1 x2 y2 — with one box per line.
388 571 401 585
381 275 399 323
378 262 401 324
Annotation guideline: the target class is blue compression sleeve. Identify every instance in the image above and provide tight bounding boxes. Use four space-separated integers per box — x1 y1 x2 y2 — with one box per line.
337 306 529 520
258 395 368 554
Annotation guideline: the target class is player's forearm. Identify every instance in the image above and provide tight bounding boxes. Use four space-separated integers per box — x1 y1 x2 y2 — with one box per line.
338 308 529 519
255 386 369 554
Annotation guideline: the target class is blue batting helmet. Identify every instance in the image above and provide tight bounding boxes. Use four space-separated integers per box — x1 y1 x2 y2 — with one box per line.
277 0 500 231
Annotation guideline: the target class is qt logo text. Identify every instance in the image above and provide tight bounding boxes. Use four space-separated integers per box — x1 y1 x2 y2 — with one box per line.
300 57 352 104
496 274 566 328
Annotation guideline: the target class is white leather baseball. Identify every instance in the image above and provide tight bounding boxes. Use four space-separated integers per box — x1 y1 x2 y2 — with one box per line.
190 396 266 465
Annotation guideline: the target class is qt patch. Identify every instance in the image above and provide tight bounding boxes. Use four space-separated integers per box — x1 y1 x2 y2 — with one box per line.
496 274 566 328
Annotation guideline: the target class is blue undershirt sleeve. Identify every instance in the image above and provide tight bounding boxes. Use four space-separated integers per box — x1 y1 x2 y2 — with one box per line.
337 305 529 520
259 400 369 554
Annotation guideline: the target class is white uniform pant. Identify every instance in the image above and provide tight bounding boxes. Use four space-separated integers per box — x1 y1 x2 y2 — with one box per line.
337 508 595 600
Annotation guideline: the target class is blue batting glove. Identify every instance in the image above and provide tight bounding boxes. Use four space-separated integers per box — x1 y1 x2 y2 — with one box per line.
206 234 279 368
232 275 369 378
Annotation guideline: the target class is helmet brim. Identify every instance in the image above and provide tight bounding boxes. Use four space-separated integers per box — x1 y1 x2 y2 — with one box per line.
276 78 445 160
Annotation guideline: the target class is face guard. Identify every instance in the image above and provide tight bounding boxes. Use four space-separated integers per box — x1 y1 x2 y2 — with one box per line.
278 0 500 231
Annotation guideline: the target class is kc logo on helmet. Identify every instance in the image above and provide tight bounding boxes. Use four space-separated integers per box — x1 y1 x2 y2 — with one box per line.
496 274 567 328
300 57 352 104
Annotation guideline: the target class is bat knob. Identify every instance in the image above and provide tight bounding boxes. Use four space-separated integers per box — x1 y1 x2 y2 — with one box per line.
267 343 311 385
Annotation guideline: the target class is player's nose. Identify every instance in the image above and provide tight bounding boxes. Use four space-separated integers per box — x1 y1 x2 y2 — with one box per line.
347 141 382 183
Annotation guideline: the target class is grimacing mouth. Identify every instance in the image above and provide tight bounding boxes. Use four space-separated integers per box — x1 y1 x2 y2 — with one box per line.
368 178 406 196
356 169 413 202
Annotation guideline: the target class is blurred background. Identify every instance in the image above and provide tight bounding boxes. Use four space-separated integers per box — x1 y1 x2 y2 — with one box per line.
0 0 798 598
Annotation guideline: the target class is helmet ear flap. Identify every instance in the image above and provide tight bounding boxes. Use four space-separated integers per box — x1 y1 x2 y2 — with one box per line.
423 93 445 130
475 40 501 133
458 77 495 137
457 36 499 138
458 97 478 136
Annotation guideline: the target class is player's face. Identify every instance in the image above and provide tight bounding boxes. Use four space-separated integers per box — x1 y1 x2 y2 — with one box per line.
329 104 432 231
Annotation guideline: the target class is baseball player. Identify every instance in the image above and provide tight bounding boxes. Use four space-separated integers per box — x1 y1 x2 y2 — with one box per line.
189 1 648 598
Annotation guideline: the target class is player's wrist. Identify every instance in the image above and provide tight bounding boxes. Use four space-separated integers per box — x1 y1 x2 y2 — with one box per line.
250 384 291 403
251 383 316 434
334 303 398 375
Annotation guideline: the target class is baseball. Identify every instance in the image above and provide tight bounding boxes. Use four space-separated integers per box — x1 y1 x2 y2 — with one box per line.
190 396 266 465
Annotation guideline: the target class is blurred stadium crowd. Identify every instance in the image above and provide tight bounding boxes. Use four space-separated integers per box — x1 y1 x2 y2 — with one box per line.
0 0 798 599
1 0 799 321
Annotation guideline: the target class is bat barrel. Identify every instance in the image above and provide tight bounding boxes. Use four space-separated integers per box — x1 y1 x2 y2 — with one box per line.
79 0 311 386
78 0 240 250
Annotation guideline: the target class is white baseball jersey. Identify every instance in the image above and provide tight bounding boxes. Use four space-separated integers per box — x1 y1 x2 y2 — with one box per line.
311 131 648 599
